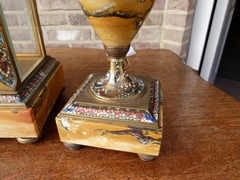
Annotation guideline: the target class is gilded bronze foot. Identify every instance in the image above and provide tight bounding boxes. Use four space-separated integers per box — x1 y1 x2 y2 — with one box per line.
63 142 82 150
16 130 44 144
138 154 157 161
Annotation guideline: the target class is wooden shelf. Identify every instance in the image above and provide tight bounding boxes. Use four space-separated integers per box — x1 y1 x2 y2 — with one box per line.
1 48 239 179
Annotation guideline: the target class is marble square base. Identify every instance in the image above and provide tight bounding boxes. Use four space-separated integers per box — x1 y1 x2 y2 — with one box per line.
0 57 64 143
56 73 162 161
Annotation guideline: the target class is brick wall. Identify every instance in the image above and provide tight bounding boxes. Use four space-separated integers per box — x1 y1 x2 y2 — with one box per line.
3 0 197 58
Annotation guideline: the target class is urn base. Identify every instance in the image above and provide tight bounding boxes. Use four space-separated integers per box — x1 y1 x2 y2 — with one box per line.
56 73 163 161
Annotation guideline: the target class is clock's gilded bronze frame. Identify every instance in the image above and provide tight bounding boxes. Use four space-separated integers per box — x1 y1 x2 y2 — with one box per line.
0 0 64 143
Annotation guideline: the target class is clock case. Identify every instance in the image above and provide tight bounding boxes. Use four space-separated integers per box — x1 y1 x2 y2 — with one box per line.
0 0 64 143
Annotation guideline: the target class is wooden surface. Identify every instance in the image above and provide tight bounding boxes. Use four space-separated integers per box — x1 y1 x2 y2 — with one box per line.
1 48 240 179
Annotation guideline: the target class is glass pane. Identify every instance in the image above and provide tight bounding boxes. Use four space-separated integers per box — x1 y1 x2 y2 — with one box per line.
0 0 45 81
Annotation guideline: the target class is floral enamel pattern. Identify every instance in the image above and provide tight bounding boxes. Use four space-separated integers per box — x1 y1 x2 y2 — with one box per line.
64 74 161 123
0 28 17 88
0 56 57 104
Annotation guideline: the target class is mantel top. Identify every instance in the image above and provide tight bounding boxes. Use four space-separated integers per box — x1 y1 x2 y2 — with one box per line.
1 48 239 179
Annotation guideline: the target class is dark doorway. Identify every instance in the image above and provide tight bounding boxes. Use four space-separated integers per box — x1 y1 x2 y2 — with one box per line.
214 0 240 101
217 1 240 81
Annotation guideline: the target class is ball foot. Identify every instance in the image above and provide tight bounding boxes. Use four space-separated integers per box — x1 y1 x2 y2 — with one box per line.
16 130 44 144
63 142 82 150
138 154 157 161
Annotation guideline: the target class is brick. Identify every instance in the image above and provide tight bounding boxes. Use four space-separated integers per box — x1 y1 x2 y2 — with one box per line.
144 12 163 26
164 29 185 43
167 0 197 11
183 28 191 42
163 43 181 56
13 43 37 54
187 0 197 11
165 14 193 27
4 14 19 27
180 42 190 58
94 32 101 41
141 28 161 41
133 32 140 41
11 44 27 54
46 29 91 41
8 29 32 41
131 43 160 49
4 13 32 27
68 13 90 26
37 0 81 11
85 30 100 41
45 43 70 48
1 0 25 11
18 14 29 26
71 43 103 49
39 14 67 26
152 0 166 10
